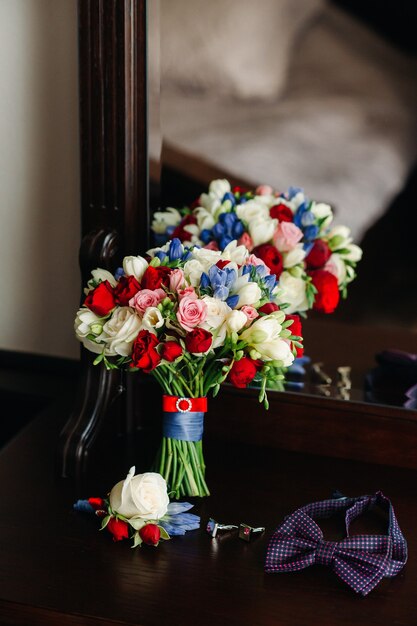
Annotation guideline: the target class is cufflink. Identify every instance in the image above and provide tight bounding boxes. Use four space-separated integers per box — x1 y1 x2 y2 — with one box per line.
239 523 265 542
206 518 238 538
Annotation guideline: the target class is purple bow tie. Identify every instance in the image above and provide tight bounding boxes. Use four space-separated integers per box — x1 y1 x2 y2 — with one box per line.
265 492 407 596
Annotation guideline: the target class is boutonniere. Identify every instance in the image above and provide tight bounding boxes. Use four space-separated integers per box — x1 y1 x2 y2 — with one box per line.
74 468 200 547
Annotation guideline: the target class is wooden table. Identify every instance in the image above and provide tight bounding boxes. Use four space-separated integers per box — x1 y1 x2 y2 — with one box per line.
0 398 416 626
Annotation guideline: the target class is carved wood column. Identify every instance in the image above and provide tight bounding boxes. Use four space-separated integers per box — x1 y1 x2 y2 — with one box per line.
57 0 149 480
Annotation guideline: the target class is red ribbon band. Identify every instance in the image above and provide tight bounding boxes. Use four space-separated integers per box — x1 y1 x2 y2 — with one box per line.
162 395 208 413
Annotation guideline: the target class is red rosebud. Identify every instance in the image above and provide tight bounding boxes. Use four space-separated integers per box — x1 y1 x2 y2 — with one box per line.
171 214 197 242
258 302 280 315
141 265 171 290
252 244 284 279
305 240 332 270
285 314 304 357
84 281 116 317
269 203 293 222
160 341 183 362
185 328 213 354
131 330 161 372
309 269 340 314
114 275 141 305
139 523 161 546
88 497 105 510
228 357 259 389
107 517 129 542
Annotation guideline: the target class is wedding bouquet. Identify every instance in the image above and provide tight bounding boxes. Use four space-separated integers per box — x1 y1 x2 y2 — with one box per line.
152 180 362 315
75 238 303 498
74 468 200 547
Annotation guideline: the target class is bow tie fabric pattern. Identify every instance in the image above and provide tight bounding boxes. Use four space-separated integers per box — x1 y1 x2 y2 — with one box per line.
265 492 407 596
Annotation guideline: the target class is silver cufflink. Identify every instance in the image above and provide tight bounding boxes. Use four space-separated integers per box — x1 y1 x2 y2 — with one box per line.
238 523 265 542
206 518 238 538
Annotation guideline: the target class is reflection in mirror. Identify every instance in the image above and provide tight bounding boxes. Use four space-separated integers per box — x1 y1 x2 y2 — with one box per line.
149 0 417 411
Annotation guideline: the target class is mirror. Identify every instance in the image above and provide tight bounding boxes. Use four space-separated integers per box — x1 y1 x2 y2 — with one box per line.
148 0 417 412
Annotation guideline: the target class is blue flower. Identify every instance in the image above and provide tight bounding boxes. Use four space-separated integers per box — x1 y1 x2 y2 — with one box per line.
222 192 236 207
226 294 239 308
211 212 245 251
114 267 124 280
168 238 183 262
160 501 200 536
73 499 95 514
303 225 319 243
154 250 167 262
200 265 238 301
200 229 213 244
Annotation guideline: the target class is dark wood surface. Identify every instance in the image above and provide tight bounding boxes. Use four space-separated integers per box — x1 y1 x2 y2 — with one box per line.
1 396 416 626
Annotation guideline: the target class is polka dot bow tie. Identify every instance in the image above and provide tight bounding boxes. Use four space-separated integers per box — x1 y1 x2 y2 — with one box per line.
265 492 407 596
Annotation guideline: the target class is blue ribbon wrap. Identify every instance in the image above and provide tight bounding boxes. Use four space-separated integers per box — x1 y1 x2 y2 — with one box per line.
162 411 204 442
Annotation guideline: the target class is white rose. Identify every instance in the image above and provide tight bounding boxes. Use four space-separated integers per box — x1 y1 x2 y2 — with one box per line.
74 309 106 354
151 207 182 234
236 199 269 223
209 179 231 198
276 271 308 314
239 315 294 366
341 243 362 263
201 296 231 330
248 216 277 247
123 255 149 281
283 244 306 268
222 240 249 265
198 193 221 214
183 259 206 286
195 207 216 231
231 275 262 308
311 202 333 229
109 468 169 525
191 247 222 268
141 306 165 334
102 307 141 356
226 310 247 333
90 268 117 288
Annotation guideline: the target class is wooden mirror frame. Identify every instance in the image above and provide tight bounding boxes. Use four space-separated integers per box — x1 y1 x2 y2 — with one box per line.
57 0 417 480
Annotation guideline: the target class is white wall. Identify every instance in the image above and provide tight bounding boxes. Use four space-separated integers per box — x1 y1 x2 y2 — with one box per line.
0 0 80 359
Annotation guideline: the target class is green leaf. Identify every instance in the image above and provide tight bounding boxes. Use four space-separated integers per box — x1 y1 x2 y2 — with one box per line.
93 353 104 365
100 515 111 530
158 526 171 541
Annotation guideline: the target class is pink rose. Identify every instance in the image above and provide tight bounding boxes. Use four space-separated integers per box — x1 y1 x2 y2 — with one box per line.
255 184 273 196
273 222 303 252
247 254 270 272
178 286 198 300
129 288 165 315
203 241 219 251
238 232 254 251
169 268 185 292
240 305 259 326
176 296 207 331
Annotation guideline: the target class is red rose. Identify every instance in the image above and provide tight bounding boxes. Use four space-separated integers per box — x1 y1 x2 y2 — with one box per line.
131 330 161 372
107 517 129 542
269 203 293 222
141 265 171 290
305 240 332 269
114 275 141 305
84 280 116 317
185 328 213 354
88 497 105 510
258 302 280 314
285 314 304 357
228 357 259 388
309 269 340 314
139 523 161 546
160 341 183 362
171 214 198 242
252 244 283 278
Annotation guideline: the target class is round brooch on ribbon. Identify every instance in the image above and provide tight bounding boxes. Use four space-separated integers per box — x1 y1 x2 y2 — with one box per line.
175 397 193 413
